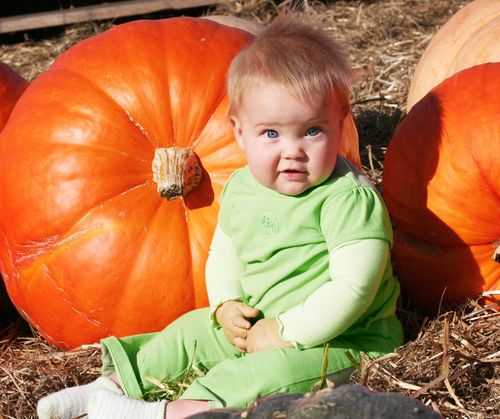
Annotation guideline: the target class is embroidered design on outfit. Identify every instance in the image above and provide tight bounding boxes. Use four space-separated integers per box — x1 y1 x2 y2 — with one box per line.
261 215 280 235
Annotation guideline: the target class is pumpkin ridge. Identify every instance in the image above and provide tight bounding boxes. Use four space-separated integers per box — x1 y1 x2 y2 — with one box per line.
99 180 152 204
122 108 156 150
115 196 195 330
17 225 120 274
159 22 178 149
9 188 156 266
195 134 235 163
121 20 174 149
13 235 62 267
21 258 110 347
184 211 205 308
187 22 239 153
190 87 228 152
191 98 242 166
49 66 159 151
43 263 109 330
42 178 152 248
116 195 164 329
46 182 153 255
133 192 165 260
52 22 177 150
160 18 248 149
54 141 151 165
156 23 174 149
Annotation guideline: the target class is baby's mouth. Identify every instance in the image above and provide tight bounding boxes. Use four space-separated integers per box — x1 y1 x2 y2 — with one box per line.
280 169 308 180
282 169 306 174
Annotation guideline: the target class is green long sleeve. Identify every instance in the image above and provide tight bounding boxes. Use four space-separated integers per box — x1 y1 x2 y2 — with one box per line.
277 239 389 348
205 225 244 320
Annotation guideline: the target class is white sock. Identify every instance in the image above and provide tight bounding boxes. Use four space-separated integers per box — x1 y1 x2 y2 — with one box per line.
37 376 123 419
88 390 167 419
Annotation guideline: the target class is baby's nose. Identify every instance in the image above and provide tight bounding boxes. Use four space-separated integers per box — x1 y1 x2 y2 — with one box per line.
282 140 305 159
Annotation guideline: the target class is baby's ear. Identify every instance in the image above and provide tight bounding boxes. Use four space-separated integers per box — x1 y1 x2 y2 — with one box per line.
230 116 245 149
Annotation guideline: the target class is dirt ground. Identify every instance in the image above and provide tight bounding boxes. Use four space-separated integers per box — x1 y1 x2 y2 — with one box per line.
0 1 498 418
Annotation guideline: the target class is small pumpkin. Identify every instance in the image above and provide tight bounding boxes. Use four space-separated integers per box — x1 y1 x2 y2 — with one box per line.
383 63 500 312
407 0 500 110
0 17 361 349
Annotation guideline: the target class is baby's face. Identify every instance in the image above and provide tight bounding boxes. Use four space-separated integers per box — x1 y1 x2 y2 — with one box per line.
231 80 344 195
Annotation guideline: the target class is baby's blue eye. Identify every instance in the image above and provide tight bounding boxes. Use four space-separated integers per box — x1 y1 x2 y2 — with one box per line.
306 127 322 137
264 129 279 139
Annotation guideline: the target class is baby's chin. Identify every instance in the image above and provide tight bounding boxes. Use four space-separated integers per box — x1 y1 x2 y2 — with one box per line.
274 174 332 195
273 181 313 196
256 173 327 196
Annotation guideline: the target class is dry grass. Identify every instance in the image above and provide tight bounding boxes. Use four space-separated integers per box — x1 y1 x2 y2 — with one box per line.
354 302 500 419
0 321 102 419
1 301 497 419
1 1 498 418
0 22 112 81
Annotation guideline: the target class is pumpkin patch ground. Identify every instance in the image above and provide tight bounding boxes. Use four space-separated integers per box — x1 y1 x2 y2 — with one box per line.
0 1 498 418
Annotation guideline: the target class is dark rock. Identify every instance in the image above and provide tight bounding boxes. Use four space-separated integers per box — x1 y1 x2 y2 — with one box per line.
247 393 303 419
287 384 441 419
187 384 441 419
188 393 303 419
187 407 241 419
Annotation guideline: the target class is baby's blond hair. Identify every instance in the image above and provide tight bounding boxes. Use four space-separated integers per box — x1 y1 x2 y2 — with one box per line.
227 16 352 115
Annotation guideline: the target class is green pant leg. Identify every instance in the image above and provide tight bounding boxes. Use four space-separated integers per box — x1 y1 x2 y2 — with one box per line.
101 308 240 399
179 340 360 409
101 332 160 399
179 315 403 409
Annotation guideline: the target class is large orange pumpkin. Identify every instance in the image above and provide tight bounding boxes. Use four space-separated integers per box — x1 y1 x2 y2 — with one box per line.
0 17 361 349
0 62 27 326
407 0 500 110
383 63 500 312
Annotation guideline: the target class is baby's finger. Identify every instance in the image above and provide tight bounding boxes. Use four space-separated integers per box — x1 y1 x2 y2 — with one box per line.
223 329 235 344
239 305 260 318
229 326 249 339
233 336 247 352
232 316 251 330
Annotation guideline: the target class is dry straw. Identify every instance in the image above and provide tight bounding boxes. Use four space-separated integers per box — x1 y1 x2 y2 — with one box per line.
353 301 500 419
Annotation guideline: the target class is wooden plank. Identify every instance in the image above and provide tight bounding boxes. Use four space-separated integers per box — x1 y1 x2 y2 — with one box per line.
0 0 224 34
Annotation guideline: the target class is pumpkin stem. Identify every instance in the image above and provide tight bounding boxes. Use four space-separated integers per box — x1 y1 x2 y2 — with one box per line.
152 147 202 200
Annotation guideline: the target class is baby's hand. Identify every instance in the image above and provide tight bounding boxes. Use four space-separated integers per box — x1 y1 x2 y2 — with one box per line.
246 318 294 353
215 301 260 352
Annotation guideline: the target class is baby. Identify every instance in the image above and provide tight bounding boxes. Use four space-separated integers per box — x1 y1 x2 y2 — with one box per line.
37 15 403 419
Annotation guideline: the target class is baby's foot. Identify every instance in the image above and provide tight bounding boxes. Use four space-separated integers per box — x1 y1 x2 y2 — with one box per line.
37 376 122 419
87 389 167 419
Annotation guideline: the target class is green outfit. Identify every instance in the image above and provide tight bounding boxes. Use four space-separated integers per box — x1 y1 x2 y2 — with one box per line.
101 157 403 408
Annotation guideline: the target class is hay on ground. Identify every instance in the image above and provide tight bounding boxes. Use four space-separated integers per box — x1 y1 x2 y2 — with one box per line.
0 321 101 419
354 302 500 419
1 301 498 418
